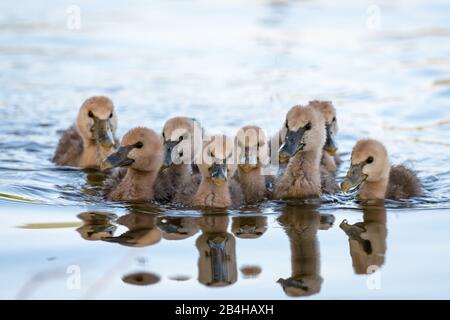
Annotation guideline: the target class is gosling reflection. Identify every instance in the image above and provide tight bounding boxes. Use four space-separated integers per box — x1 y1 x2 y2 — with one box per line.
122 272 160 286
77 212 117 241
340 204 387 274
156 216 200 240
277 206 328 297
104 211 161 247
76 209 161 247
231 215 268 239
196 215 237 287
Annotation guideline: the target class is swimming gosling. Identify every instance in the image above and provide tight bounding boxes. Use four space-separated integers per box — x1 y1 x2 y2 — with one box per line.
309 100 340 172
174 135 243 208
156 117 203 202
341 139 422 200
235 125 269 204
273 105 326 199
101 127 163 201
53 96 118 168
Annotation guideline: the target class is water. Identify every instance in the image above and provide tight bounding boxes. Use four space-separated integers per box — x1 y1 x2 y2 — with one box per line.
1 0 450 299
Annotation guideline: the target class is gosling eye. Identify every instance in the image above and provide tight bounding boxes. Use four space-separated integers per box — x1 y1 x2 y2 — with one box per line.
88 111 94 118
179 151 184 157
179 135 184 142
285 121 289 129
366 156 374 164
109 112 113 118
332 117 336 122
304 122 312 130
162 132 166 140
135 142 144 149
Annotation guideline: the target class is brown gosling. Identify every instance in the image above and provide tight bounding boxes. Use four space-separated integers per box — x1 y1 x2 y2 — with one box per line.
308 100 341 172
273 105 326 199
53 96 118 168
341 139 422 200
176 135 243 208
235 125 269 204
101 127 163 201
155 117 203 202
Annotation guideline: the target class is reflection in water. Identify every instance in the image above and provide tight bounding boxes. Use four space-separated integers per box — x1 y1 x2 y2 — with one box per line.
277 206 328 297
84 169 109 189
77 212 117 241
231 215 268 239
340 204 387 275
196 215 237 287
156 216 200 240
319 213 335 230
122 272 161 286
104 211 161 247
76 207 162 247
240 265 262 279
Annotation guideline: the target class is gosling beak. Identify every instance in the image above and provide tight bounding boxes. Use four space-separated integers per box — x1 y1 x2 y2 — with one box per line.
92 118 115 150
278 129 305 163
341 163 367 192
210 163 227 187
101 146 134 171
324 125 338 156
161 140 178 169
239 153 258 173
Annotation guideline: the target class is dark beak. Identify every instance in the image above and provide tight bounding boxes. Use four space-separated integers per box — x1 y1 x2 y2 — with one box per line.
341 163 367 192
101 146 134 171
162 140 178 169
210 163 227 187
278 129 305 163
92 118 115 150
324 124 338 156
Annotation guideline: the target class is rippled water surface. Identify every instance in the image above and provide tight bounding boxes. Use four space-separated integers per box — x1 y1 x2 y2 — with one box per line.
1 0 450 299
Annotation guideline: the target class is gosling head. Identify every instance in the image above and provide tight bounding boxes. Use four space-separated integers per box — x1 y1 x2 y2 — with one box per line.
101 127 163 172
341 139 390 192
278 105 326 163
161 117 203 169
198 135 237 187
235 125 268 173
76 96 118 151
309 100 338 156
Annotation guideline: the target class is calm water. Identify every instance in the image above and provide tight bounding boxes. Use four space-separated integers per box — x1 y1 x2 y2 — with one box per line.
1 0 450 299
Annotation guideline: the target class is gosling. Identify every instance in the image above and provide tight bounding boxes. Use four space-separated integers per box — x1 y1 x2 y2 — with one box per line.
341 139 422 200
101 127 163 201
273 104 327 199
309 100 341 172
53 96 118 168
156 117 203 202
235 125 269 204
174 135 243 208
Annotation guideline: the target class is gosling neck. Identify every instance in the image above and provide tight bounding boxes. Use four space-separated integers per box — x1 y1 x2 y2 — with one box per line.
79 138 111 168
116 168 159 201
290 147 321 174
238 166 266 204
358 177 389 200
276 147 322 199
